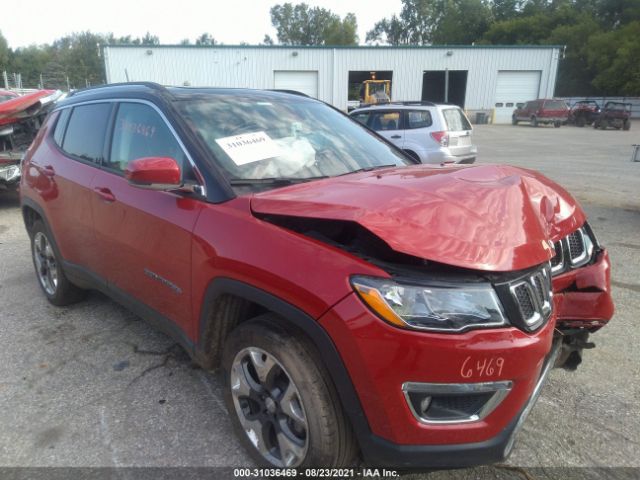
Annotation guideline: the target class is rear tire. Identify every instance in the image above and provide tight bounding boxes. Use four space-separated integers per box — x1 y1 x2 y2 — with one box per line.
222 316 357 468
30 220 85 306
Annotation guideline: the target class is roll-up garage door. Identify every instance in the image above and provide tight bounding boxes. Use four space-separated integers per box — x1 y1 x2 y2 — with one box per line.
494 71 541 124
274 71 318 98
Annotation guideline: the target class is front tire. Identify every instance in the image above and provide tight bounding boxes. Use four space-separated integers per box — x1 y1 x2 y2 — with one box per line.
222 316 357 468
30 220 85 306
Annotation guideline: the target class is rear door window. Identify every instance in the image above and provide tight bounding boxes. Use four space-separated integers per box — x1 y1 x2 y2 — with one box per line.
442 108 471 131
62 103 112 163
107 102 187 173
406 110 433 129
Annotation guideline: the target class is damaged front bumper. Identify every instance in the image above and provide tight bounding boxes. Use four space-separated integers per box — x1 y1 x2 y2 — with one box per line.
552 249 614 369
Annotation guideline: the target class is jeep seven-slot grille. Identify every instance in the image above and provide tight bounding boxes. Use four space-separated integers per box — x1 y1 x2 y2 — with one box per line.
550 226 594 275
503 265 553 331
513 284 536 319
568 230 585 259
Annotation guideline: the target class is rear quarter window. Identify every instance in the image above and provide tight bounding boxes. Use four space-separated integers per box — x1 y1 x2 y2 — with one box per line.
52 109 71 147
62 103 112 163
442 108 471 131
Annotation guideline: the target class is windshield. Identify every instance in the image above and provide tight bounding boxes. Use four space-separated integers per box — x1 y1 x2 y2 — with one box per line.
176 93 410 181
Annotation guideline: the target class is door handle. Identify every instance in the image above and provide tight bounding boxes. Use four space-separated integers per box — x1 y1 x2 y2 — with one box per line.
390 135 401 139
41 165 56 177
94 187 116 203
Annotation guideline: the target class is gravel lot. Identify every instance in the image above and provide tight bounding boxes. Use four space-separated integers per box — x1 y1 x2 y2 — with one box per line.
0 122 638 479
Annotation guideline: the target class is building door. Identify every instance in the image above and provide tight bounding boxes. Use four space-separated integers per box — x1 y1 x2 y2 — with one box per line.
422 70 468 108
494 71 541 124
274 71 318 98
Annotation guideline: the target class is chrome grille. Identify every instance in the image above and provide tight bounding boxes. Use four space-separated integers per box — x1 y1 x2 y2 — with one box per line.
509 265 553 330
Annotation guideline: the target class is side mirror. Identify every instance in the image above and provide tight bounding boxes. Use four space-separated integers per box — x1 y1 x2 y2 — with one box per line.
125 157 181 190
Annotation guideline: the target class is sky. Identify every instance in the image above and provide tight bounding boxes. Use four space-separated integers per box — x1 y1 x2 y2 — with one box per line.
1 0 404 49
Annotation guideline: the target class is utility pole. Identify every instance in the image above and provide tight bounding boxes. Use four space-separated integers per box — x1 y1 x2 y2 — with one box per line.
40 73 44 89
2 71 8 89
444 68 449 104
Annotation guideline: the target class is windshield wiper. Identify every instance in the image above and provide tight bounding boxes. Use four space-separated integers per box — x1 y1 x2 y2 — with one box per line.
229 176 328 186
337 164 399 177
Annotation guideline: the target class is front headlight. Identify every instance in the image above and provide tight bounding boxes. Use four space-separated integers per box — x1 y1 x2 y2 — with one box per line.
351 276 507 333
0 164 20 182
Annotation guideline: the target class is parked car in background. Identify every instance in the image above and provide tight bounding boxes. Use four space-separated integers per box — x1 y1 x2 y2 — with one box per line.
21 83 613 470
0 90 20 103
350 102 476 164
593 101 631 130
567 100 600 127
512 99 569 127
0 89 63 194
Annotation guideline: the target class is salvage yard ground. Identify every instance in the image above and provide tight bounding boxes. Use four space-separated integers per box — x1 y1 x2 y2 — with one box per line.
0 123 638 479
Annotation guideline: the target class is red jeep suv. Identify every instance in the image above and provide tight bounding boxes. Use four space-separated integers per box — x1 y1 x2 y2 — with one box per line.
20 83 613 469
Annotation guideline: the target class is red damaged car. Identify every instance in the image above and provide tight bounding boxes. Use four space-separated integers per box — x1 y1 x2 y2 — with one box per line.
20 83 613 469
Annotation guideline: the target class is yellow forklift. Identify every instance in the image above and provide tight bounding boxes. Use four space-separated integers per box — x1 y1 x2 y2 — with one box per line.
360 75 391 105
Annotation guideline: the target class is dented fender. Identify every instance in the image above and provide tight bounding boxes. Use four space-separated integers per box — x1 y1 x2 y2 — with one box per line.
553 249 614 330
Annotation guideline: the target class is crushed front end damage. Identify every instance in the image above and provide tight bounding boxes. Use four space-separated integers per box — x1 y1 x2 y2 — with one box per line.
0 90 63 192
550 225 614 370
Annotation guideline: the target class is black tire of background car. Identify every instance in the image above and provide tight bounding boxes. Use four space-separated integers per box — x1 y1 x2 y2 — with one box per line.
221 315 358 468
531 116 538 127
29 220 86 306
554 121 561 128
512 116 518 126
576 116 586 127
403 150 420 162
599 120 608 130
623 120 631 131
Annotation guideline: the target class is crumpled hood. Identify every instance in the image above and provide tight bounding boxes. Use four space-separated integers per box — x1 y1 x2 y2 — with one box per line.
251 164 586 272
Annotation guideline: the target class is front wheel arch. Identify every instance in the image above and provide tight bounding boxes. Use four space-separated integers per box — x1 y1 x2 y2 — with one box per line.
196 278 372 450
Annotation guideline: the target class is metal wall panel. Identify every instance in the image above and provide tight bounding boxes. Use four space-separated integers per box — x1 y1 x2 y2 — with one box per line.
104 46 560 112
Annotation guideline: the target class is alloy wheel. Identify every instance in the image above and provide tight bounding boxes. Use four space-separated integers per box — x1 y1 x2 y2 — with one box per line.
33 231 58 296
230 347 309 467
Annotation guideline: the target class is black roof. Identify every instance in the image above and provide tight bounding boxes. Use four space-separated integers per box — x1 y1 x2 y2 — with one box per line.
58 82 315 109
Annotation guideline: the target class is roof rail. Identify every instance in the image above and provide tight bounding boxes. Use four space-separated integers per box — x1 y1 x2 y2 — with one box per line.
67 81 166 98
268 89 310 98
358 101 437 108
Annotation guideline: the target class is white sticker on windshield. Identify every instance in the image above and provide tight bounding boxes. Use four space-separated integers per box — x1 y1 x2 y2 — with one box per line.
215 131 282 166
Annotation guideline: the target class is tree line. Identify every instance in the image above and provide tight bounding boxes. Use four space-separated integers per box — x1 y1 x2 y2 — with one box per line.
1 0 638 95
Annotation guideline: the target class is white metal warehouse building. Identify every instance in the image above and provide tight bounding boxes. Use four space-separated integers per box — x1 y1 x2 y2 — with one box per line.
103 45 561 124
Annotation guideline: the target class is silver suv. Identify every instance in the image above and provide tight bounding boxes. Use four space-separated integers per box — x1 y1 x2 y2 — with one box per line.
350 102 476 164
